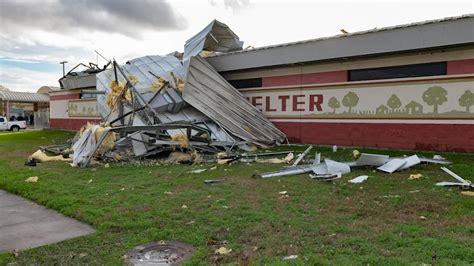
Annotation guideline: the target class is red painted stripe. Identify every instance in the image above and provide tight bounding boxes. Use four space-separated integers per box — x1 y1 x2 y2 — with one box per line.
242 74 474 92
262 70 347 87
447 59 474 75
274 121 474 152
50 118 101 130
50 94 81 101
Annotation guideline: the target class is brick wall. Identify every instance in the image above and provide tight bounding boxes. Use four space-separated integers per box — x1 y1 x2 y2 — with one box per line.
274 121 474 152
50 118 102 131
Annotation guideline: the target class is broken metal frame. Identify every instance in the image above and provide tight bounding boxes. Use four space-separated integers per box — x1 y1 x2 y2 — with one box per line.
39 144 70 155
292 146 313 166
81 122 214 167
437 167 473 188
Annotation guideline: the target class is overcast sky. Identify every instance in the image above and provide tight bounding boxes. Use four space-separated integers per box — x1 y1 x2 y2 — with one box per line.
0 0 472 92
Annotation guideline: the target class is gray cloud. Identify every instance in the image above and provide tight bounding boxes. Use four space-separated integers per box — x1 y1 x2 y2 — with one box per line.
0 0 186 37
0 36 91 63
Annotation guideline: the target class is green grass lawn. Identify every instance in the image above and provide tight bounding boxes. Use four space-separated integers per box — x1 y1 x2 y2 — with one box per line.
0 130 473 265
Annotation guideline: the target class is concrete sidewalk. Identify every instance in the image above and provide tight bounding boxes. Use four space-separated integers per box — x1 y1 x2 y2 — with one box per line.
0 190 95 252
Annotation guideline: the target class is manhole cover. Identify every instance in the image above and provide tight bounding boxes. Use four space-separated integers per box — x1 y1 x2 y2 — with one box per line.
125 241 195 266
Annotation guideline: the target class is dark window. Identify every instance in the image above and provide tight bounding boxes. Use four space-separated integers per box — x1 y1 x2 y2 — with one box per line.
0 117 4 122
348 62 447 82
228 78 262 89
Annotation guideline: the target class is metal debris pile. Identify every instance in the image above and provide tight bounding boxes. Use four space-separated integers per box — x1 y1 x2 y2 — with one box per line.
254 146 455 181
69 20 286 167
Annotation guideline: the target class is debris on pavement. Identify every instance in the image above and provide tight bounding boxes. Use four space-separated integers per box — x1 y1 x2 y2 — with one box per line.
349 175 369 183
25 176 38 183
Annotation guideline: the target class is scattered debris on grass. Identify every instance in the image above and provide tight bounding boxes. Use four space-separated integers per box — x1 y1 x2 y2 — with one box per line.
256 152 453 183
349 175 369 183
204 179 225 184
188 168 207 174
215 247 232 255
25 176 38 183
409 173 423 180
28 149 71 163
352 149 360 158
282 255 298 260
461 191 474 196
436 167 473 189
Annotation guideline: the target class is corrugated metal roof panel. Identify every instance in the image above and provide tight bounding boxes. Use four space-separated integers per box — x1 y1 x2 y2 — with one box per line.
183 56 286 145
0 91 49 103
183 20 243 61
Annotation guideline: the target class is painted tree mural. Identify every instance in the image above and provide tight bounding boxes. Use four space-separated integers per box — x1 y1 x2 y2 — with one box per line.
328 97 340 113
342 92 359 113
387 94 401 111
422 86 447 114
459 90 473 113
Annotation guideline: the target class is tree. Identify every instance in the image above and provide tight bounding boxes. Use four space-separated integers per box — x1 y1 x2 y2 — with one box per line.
387 94 401 111
0 85 9 91
342 91 359 113
328 96 340 113
459 90 474 113
422 86 447 114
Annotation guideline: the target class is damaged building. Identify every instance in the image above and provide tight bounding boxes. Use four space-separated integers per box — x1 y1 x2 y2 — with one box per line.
206 15 474 152
50 15 474 152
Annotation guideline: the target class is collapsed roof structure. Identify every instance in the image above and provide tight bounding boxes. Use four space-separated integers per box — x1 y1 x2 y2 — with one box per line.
73 20 286 167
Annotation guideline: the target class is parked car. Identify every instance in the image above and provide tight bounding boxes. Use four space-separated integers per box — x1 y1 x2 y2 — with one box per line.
0 116 27 131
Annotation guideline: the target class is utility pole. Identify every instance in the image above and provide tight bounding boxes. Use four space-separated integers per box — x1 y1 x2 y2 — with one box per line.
60 61 68 77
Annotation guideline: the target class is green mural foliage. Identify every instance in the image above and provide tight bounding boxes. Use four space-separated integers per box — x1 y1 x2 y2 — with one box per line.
459 90 473 113
387 94 402 110
422 86 447 114
328 96 340 113
342 91 359 113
